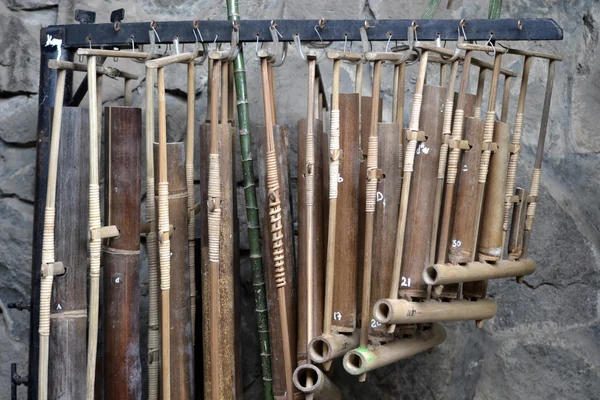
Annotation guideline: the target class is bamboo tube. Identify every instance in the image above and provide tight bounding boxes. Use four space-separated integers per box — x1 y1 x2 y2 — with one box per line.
37 67 66 400
296 118 326 365
124 79 134 106
343 324 446 375
292 364 342 400
430 61 460 264
207 58 222 400
398 84 446 300
501 76 512 123
308 330 359 364
103 107 142 399
508 187 528 260
144 66 160 400
48 107 89 400
387 50 430 332
154 142 195 398
258 125 297 398
374 298 497 324
221 60 229 123
474 68 486 119
523 60 558 256
186 60 197 345
359 60 383 355
259 56 294 400
394 63 406 204
436 51 474 265
440 63 448 87
369 122 400 341
503 57 532 248
85 55 104 400
447 117 484 265
423 259 536 285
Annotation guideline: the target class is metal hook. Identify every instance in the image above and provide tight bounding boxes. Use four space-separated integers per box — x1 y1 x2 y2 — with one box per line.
130 36 135 52
226 21 240 62
485 33 496 57
294 33 306 61
150 21 161 43
435 33 441 48
173 36 180 55
385 32 393 53
395 26 419 65
269 21 288 67
314 24 324 45
411 21 419 42
343 34 348 52
254 34 260 61
459 19 467 41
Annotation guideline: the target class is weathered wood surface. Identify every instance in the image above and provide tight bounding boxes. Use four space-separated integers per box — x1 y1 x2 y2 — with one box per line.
49 107 89 400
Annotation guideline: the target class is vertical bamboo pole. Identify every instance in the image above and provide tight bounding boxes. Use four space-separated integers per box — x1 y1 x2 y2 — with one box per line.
145 65 160 400
260 56 294 400
38 68 66 400
501 76 512 123
388 50 429 332
86 55 102 400
474 68 486 119
523 60 557 256
208 58 222 400
186 60 197 345
226 2 274 395
157 66 172 400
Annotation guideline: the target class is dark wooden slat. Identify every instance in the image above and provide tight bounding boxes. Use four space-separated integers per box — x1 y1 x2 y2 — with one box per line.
49 107 89 400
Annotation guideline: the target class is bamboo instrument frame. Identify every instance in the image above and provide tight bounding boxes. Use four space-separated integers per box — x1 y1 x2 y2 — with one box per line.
258 50 294 400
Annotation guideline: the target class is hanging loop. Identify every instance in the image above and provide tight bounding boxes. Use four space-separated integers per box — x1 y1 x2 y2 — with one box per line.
269 21 288 67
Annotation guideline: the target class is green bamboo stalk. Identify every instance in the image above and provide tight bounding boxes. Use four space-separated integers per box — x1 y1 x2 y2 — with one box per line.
488 0 502 19
226 1 274 398
422 0 442 19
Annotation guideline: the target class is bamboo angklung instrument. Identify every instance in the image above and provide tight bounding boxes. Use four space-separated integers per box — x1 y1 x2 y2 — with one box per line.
48 107 89 400
145 49 198 400
258 49 294 400
309 50 363 367
102 107 142 399
153 142 195 399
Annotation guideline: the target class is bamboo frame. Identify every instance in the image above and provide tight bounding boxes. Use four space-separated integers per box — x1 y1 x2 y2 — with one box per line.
37 67 66 400
258 52 294 400
387 49 429 332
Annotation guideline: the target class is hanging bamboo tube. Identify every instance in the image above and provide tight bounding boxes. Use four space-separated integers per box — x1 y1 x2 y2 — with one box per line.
423 258 536 285
430 60 459 265
508 187 528 260
186 60 198 345
523 59 559 256
292 364 341 400
343 324 446 376
259 52 294 400
48 107 89 400
387 48 429 332
103 107 142 399
154 142 195 399
144 65 160 400
38 66 66 400
358 56 383 357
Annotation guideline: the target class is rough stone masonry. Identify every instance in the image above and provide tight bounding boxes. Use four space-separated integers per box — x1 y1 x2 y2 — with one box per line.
1 0 598 399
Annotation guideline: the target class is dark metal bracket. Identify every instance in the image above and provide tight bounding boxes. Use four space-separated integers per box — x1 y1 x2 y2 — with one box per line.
44 18 562 48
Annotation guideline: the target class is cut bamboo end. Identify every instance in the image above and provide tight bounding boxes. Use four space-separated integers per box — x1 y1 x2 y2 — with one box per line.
373 298 497 325
292 364 341 399
343 324 446 375
308 331 359 364
423 259 536 286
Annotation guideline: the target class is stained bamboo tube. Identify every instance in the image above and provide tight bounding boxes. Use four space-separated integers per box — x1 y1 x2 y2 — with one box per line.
374 298 497 324
309 93 361 364
292 364 342 399
103 107 142 399
48 107 88 400
477 122 511 262
423 259 536 286
259 56 294 400
436 51 474 266
430 61 460 264
508 187 528 260
343 324 446 375
447 117 484 265
144 66 160 400
359 60 383 354
387 50 430 332
38 67 66 400
258 125 297 398
207 58 222 400
399 84 446 300
370 123 399 341
503 57 532 248
523 60 558 256
154 142 195 398
329 93 360 333
296 118 325 365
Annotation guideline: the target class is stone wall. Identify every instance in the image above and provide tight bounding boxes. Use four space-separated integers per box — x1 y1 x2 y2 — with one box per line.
1 0 599 398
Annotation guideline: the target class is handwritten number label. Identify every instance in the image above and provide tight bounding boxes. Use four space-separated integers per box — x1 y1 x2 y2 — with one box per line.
406 309 417 317
338 174 344 183
452 240 462 248
376 191 384 202
371 319 382 328
401 277 412 287
333 312 342 321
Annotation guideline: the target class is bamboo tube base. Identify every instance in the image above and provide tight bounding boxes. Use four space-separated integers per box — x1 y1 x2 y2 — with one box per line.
308 331 359 364
292 364 341 399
